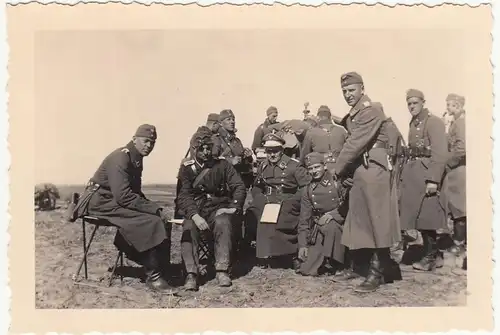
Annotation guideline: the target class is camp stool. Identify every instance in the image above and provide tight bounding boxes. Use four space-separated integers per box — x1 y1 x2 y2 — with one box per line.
73 215 124 287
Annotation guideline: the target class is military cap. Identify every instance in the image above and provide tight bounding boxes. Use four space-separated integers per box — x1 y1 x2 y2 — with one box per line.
340 72 364 87
317 105 331 117
190 128 213 148
134 124 157 140
262 132 286 148
207 113 219 122
305 152 325 166
446 93 465 107
406 89 425 100
219 109 235 121
266 106 278 116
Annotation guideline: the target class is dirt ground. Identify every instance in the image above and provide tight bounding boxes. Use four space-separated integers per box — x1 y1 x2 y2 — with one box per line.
35 185 467 309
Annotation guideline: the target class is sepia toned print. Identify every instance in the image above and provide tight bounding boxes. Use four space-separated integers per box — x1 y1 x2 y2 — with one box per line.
7 3 493 334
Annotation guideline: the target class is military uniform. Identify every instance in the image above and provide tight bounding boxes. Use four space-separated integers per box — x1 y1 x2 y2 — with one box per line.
300 105 347 171
441 94 467 269
297 168 348 276
399 108 448 232
332 72 402 293
177 153 246 279
245 134 311 261
87 140 166 253
251 106 279 151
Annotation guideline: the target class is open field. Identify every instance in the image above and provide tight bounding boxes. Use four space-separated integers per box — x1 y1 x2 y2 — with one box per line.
35 184 467 309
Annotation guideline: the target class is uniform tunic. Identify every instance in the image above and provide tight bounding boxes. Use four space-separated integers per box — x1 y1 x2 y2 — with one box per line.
246 154 311 258
333 95 401 250
176 158 246 273
300 120 347 170
297 172 348 274
251 119 275 151
87 141 166 253
442 113 466 219
212 128 254 188
399 109 448 230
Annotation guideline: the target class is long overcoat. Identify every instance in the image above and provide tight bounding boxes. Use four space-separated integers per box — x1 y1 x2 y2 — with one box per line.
333 95 401 250
87 141 166 253
246 154 311 258
441 113 466 219
399 109 449 230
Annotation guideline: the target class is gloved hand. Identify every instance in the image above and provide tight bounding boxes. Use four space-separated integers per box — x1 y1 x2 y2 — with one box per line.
318 213 333 226
192 213 209 231
298 247 308 261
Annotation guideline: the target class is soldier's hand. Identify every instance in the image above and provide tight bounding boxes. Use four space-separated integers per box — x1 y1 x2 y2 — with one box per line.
425 182 438 196
342 178 354 188
215 208 237 217
192 214 209 231
318 213 333 226
243 148 253 158
298 247 308 261
230 156 242 165
158 208 171 223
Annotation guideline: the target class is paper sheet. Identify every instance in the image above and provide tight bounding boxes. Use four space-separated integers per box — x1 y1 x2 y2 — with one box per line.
260 203 282 223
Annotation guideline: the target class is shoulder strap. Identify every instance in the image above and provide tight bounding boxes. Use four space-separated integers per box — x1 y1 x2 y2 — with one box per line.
192 167 211 189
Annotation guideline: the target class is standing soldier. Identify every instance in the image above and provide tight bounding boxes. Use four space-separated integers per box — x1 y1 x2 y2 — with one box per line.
399 89 449 272
300 105 348 172
177 128 247 290
251 106 280 153
245 132 311 269
212 109 254 188
442 93 467 270
80 124 175 293
330 72 402 293
296 152 349 276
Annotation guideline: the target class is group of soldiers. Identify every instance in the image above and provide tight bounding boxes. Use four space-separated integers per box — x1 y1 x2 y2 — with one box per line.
67 71 466 296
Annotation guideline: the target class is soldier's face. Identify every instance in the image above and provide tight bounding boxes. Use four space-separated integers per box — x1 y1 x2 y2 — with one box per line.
407 97 425 116
221 116 235 132
266 147 284 163
268 112 278 124
342 84 364 107
133 136 155 156
196 144 213 162
446 100 462 117
307 163 326 180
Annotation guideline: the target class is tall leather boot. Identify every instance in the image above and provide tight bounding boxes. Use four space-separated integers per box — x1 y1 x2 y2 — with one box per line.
354 249 384 293
141 248 178 294
332 250 361 283
449 218 467 256
413 231 438 271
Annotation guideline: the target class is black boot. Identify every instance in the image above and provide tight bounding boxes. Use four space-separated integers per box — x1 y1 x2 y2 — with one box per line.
354 250 384 293
142 248 177 294
413 231 439 271
184 273 198 291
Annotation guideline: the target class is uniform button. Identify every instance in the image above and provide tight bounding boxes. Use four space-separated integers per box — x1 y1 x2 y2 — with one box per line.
312 194 315 197
314 202 318 205
416 128 420 130
281 179 284 182
329 191 332 193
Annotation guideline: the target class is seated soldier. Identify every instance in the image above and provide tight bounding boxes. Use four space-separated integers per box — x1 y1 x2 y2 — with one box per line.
296 152 349 276
80 124 174 293
245 132 311 269
177 128 247 291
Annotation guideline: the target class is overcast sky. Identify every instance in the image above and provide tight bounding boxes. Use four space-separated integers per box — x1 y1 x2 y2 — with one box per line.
34 28 485 185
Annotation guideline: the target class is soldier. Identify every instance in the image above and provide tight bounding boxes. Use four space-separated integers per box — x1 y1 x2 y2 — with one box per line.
300 105 348 172
330 72 402 293
251 106 280 153
206 113 220 134
442 93 467 270
296 152 349 276
177 128 247 290
399 89 449 271
245 132 311 269
83 124 175 293
212 109 254 188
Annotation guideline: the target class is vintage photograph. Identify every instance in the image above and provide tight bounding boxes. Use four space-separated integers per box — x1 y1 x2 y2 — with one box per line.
7 2 494 333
